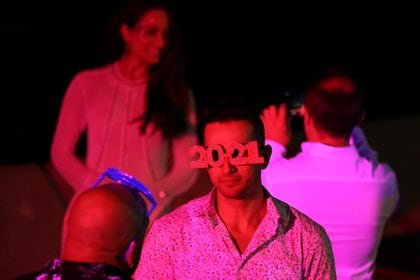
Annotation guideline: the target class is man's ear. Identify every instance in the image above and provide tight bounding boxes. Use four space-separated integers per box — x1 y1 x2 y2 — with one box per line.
301 104 312 127
124 240 140 272
261 144 272 169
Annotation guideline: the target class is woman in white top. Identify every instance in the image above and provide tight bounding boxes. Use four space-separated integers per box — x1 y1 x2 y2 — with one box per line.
50 0 199 223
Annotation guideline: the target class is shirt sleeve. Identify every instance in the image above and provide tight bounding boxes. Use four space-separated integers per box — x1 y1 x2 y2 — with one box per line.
50 74 99 194
265 139 288 158
350 126 379 164
261 139 289 191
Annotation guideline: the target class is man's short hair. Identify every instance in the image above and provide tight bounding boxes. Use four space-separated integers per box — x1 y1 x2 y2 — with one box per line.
304 67 365 137
199 97 265 145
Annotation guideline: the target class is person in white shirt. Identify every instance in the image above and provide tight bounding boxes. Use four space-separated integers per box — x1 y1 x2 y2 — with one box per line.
261 68 399 280
50 0 200 224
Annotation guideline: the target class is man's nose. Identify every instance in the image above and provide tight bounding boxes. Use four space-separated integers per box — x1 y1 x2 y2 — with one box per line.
222 155 236 174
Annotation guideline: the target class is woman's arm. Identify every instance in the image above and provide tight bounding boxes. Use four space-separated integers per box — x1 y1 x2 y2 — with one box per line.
50 75 96 193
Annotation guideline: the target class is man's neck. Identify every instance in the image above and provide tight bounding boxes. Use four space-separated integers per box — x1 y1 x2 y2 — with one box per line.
216 189 267 253
307 129 350 147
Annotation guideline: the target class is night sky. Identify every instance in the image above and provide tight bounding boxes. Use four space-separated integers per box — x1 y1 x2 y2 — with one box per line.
1 1 418 163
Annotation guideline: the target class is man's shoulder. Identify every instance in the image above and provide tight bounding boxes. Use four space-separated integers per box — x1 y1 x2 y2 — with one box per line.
14 259 131 280
290 204 330 239
154 194 210 226
272 197 328 236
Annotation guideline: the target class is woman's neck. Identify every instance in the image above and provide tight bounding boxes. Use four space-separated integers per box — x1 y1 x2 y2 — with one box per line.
117 57 149 81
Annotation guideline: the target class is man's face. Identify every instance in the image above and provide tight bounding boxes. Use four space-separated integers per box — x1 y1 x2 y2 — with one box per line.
204 120 263 199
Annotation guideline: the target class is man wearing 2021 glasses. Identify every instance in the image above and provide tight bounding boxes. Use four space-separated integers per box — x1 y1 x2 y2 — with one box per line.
15 169 155 280
135 98 336 279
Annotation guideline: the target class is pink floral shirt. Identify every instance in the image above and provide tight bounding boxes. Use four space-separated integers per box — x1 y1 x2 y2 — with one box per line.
135 189 336 279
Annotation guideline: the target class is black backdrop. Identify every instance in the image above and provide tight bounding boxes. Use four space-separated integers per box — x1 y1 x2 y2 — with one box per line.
1 1 418 163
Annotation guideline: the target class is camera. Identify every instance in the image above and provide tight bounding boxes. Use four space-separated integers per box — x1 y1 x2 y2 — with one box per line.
281 91 304 117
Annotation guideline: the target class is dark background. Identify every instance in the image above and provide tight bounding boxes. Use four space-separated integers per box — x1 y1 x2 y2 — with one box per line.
1 2 420 278
1 1 418 164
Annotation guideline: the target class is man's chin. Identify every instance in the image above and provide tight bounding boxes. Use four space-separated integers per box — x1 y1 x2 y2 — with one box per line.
219 180 238 189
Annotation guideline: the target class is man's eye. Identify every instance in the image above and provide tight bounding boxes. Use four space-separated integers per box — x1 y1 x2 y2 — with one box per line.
231 149 240 158
211 150 219 161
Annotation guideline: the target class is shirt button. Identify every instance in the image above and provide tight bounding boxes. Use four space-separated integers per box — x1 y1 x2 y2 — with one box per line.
159 191 166 198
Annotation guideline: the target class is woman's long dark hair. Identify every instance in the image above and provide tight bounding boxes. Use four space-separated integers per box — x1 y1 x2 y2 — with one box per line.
99 0 192 138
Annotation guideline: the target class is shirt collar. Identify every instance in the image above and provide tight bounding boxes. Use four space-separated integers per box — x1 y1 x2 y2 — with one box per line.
189 188 292 234
301 141 359 159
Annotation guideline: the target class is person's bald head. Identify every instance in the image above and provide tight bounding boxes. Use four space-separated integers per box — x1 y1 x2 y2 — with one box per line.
62 183 149 272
